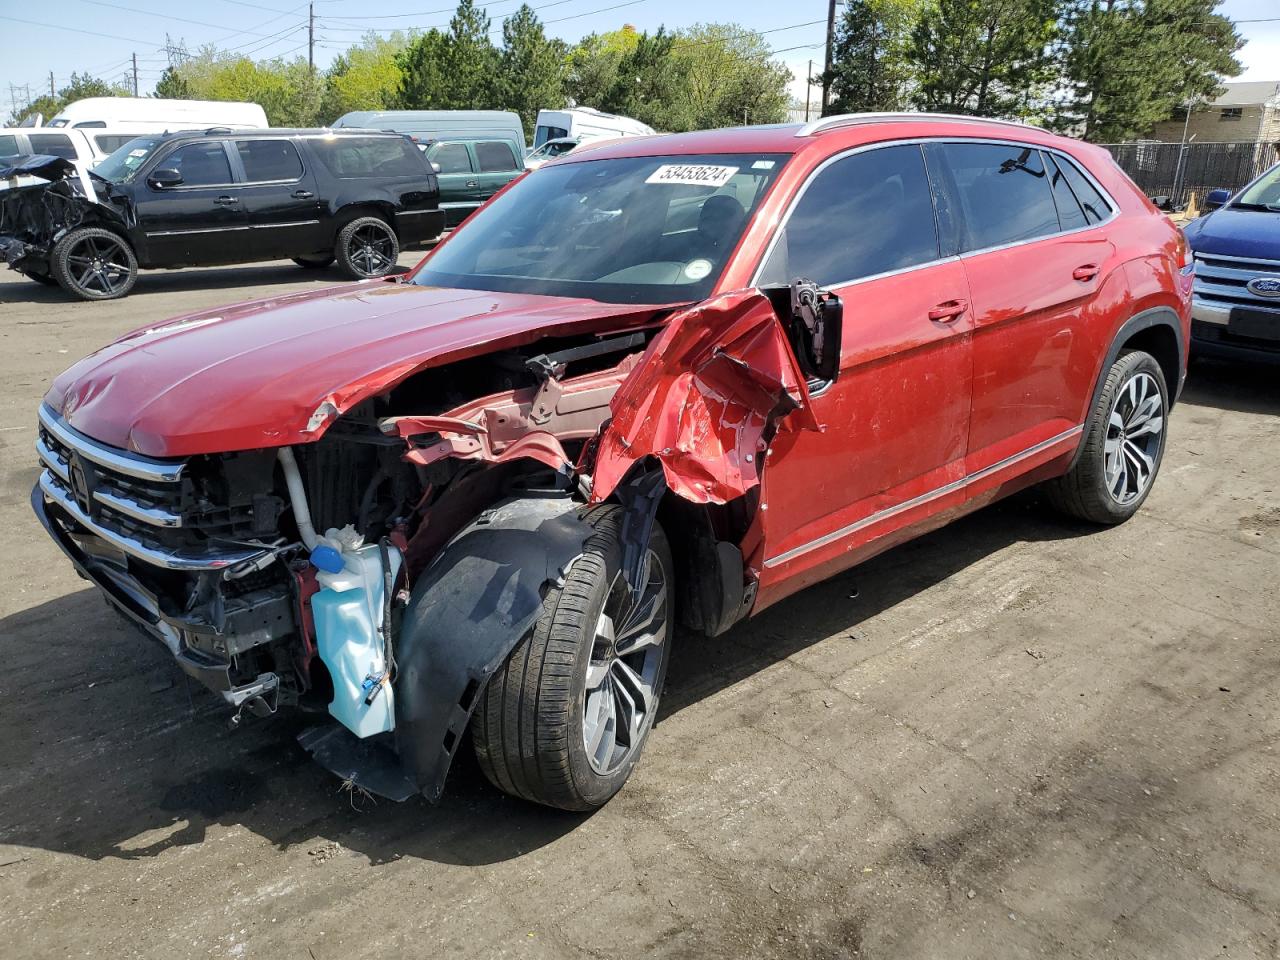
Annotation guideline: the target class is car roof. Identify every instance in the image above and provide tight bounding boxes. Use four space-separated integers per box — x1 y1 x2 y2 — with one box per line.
147 127 409 142
556 113 1085 165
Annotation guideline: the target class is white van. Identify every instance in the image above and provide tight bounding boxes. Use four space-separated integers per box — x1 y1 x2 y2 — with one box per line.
46 97 268 132
532 108 655 148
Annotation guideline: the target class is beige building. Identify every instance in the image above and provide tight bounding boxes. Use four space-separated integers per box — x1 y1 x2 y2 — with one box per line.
1148 81 1280 145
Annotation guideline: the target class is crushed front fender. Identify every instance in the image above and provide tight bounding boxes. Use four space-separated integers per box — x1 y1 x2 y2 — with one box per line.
590 289 819 505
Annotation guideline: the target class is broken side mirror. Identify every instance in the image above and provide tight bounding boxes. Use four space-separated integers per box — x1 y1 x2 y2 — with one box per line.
1204 188 1230 211
148 168 183 189
780 279 842 386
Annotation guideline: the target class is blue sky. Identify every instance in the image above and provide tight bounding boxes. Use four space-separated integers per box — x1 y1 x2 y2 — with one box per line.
2 0 1278 116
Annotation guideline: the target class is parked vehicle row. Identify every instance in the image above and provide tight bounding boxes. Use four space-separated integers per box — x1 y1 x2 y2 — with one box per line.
31 114 1192 816
1 128 444 298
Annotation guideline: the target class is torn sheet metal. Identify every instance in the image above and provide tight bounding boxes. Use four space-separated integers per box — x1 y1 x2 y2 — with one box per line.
591 289 819 505
0 156 127 273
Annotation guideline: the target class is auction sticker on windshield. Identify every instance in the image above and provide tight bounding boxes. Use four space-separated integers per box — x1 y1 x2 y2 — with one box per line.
645 164 739 188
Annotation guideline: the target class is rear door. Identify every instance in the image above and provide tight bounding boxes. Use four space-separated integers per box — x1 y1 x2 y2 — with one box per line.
425 140 479 227
471 139 522 201
133 139 249 266
231 137 323 259
926 141 1116 473
754 143 975 592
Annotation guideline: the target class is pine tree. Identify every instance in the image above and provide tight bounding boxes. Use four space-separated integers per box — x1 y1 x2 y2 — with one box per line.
911 0 1057 119
821 0 918 114
498 6 567 138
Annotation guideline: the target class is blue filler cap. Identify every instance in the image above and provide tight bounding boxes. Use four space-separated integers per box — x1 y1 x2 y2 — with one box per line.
310 544 345 574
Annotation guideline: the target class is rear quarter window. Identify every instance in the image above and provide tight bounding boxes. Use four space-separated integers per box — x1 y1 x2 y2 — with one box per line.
28 133 77 160
309 136 428 179
237 139 304 182
476 140 519 172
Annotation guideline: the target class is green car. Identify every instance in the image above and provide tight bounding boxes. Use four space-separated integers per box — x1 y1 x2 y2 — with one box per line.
421 138 525 228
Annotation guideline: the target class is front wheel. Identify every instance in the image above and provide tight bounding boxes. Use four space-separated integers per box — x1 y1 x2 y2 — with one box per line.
334 217 399 279
1045 349 1169 524
50 227 138 300
472 505 674 811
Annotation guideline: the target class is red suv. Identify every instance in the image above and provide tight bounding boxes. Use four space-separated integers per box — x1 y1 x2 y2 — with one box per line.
33 114 1193 811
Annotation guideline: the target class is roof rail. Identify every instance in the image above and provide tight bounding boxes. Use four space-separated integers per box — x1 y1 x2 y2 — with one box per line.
795 112 1039 138
205 126 233 134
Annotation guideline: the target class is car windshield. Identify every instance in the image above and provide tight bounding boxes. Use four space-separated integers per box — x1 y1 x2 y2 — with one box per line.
1232 164 1280 210
413 152 788 304
92 136 164 183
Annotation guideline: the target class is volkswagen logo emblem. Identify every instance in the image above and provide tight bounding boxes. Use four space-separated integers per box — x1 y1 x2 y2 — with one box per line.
67 455 94 516
1246 277 1280 298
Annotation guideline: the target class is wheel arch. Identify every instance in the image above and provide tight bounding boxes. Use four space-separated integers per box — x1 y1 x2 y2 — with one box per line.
1069 306 1184 472
331 199 399 236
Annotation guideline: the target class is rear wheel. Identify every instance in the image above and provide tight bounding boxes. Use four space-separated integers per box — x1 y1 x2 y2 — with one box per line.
292 254 335 269
51 227 138 301
472 505 674 811
334 217 399 279
1045 349 1168 524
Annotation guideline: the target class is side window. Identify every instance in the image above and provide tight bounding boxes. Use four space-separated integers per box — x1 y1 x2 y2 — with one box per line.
0 134 19 159
1045 152 1088 232
29 133 77 160
309 136 428 178
93 134 136 154
760 143 939 287
160 141 233 187
1053 154 1111 224
935 142 1061 250
429 141 473 174
475 140 519 173
237 139 304 182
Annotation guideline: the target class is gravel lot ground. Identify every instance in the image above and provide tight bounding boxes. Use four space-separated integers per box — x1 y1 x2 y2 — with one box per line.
1 259 1277 960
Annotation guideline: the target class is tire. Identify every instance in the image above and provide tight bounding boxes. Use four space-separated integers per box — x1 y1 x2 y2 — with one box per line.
293 255 335 269
334 217 399 279
472 504 674 811
1045 349 1169 525
50 227 138 301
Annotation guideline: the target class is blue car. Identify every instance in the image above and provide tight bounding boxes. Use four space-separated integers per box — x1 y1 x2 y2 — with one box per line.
1183 162 1280 360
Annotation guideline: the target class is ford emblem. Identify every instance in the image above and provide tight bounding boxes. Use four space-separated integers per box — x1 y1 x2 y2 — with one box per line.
1246 277 1280 298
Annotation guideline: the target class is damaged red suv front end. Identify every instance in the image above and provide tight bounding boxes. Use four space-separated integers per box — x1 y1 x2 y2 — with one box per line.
33 117 1191 809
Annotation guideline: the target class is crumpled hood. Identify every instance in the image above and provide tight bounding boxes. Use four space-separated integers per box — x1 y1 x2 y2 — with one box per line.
1184 207 1280 261
46 279 668 457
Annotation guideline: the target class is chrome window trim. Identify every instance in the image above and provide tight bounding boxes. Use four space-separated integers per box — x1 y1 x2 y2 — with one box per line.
38 405 185 482
764 424 1084 568
147 138 239 192
748 137 1120 291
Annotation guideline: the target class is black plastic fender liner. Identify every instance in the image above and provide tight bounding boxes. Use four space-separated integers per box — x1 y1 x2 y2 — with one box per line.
393 491 596 801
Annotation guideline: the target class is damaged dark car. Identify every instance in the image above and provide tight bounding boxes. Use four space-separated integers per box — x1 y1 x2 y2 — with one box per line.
1 128 444 300
33 116 1191 810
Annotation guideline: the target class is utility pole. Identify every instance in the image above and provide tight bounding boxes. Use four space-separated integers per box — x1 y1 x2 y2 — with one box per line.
132 52 139 96
805 59 813 121
822 0 837 114
49 72 55 97
308 2 315 73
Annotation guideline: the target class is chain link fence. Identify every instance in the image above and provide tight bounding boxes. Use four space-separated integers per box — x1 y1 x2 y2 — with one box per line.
1100 140 1277 208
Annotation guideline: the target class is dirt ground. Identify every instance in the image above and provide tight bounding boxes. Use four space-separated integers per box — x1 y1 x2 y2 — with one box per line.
1 259 1277 960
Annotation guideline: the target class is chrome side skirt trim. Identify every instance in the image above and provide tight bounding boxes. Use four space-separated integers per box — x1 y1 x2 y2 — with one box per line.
249 219 320 230
763 424 1084 568
145 226 252 237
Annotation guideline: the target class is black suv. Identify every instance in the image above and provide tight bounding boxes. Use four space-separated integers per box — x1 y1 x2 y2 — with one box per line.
0 128 444 300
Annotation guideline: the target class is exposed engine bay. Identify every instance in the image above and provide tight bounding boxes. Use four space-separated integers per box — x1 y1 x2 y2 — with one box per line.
32 279 841 801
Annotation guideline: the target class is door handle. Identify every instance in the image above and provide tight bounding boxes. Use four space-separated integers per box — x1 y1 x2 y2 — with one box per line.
928 299 968 322
1072 263 1100 281
214 195 238 205
291 189 314 199
465 180 478 188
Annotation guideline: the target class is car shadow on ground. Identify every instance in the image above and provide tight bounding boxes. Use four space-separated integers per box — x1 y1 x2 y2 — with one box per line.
1181 355 1280 416
0 363 1259 871
0 259 421 305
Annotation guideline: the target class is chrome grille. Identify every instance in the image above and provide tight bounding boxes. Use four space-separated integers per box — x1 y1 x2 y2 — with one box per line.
35 405 269 571
1193 252 1280 312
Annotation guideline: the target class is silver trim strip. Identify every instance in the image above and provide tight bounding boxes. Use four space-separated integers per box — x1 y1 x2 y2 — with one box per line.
763 425 1084 568
40 471 265 571
1195 251 1280 269
796 112 1037 138
248 219 320 230
749 137 1119 290
39 405 185 482
145 225 251 237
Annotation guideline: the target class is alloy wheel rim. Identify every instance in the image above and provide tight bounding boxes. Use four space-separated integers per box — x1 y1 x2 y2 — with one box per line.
1104 371 1164 505
65 236 130 295
348 224 395 276
582 550 669 775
